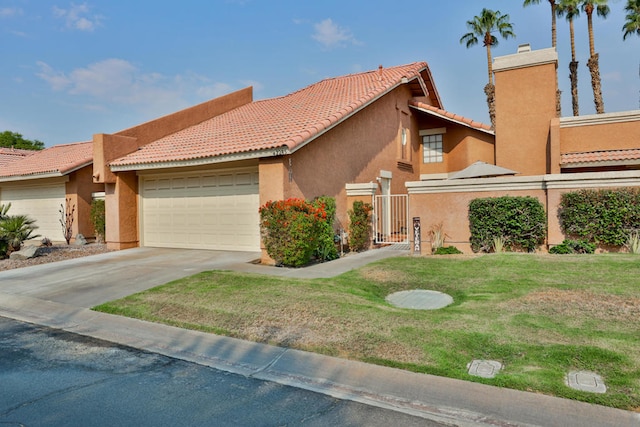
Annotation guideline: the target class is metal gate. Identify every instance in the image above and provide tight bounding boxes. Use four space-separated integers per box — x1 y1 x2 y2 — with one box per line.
373 194 409 244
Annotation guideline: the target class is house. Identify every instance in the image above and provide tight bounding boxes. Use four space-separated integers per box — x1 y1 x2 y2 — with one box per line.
0 147 34 168
94 62 494 257
0 142 102 242
406 45 640 253
9 44 634 255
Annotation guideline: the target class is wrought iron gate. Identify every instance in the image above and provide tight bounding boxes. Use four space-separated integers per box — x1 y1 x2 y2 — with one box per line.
373 194 409 244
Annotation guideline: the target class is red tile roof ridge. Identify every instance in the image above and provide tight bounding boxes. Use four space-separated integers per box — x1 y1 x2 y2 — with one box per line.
0 141 93 179
409 100 492 131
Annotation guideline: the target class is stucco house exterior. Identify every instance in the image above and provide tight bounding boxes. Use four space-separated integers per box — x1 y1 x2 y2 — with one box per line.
0 142 102 241
94 62 493 254
407 45 640 253
4 44 637 255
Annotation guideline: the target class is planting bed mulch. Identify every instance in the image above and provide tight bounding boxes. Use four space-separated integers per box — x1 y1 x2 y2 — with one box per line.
0 244 112 272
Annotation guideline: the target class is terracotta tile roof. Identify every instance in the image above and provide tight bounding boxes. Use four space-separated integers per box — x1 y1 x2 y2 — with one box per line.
561 149 640 165
111 62 433 167
0 141 93 179
0 147 35 168
409 100 493 132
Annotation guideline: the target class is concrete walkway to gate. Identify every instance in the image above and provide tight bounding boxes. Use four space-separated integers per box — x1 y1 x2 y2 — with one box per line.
0 247 637 427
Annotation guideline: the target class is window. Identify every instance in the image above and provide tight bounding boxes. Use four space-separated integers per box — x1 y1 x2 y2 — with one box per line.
422 134 443 163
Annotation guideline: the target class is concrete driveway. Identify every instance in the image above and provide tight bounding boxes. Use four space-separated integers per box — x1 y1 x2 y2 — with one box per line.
0 247 261 308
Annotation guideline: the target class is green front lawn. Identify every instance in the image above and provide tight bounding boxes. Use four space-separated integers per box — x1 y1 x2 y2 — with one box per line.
94 253 640 410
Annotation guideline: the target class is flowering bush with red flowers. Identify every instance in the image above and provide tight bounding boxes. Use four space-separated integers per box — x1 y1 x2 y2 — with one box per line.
259 197 336 267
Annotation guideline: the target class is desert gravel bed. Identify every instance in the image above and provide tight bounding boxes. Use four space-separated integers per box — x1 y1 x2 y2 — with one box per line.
0 244 112 272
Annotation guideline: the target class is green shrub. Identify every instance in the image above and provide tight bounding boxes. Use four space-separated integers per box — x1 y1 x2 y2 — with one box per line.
259 198 333 267
0 214 40 254
434 246 462 255
558 188 640 247
348 201 373 252
549 239 596 254
311 196 338 262
469 196 546 253
90 199 106 243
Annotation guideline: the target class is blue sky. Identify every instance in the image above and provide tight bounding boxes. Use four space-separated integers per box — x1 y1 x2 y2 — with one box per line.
1 0 638 147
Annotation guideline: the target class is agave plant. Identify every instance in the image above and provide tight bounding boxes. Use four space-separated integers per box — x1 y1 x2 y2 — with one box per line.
0 215 40 253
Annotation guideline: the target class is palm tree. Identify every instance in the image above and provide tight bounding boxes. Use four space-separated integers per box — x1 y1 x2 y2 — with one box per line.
623 0 640 40
581 0 609 114
523 0 560 48
460 9 516 129
558 0 581 116
524 0 562 116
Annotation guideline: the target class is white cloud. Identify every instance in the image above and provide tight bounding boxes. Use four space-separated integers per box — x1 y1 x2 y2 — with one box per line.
53 3 103 31
0 7 22 18
312 19 358 49
36 61 72 91
35 59 240 113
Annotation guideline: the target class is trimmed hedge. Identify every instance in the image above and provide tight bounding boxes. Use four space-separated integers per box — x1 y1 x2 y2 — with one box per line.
558 188 640 246
469 196 546 253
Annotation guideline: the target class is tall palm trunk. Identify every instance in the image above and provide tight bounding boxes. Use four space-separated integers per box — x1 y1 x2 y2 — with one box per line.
586 6 605 113
551 0 558 48
569 17 579 116
485 41 496 129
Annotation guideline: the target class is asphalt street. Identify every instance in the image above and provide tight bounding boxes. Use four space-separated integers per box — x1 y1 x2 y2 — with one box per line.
0 316 444 427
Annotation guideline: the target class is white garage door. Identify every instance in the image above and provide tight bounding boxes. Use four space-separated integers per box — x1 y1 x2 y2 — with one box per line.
140 167 260 251
0 182 66 241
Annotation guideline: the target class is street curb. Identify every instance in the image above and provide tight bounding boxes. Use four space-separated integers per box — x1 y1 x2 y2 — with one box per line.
1 292 638 427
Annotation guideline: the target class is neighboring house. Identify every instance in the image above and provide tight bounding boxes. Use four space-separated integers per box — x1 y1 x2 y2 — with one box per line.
0 142 102 242
0 147 34 168
94 62 493 256
407 45 640 253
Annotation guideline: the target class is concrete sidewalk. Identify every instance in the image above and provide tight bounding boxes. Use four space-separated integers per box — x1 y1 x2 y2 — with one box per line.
0 247 638 426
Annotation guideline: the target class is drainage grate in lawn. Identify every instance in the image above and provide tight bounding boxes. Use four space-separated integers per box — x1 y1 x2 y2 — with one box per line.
467 360 503 378
385 290 453 310
566 371 607 394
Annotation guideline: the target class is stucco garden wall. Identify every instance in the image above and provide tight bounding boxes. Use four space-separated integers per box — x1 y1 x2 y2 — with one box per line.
407 171 640 255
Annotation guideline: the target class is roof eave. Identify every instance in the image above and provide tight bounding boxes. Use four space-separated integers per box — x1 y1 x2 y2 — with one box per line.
0 171 67 183
562 159 640 169
109 147 290 172
409 105 495 135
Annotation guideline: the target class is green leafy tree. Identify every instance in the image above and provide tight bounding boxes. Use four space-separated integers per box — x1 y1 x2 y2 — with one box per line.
581 0 610 114
460 9 515 129
558 0 582 116
0 131 44 150
623 0 640 40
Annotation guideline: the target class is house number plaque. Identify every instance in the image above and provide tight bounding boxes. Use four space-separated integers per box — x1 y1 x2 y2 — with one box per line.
413 217 421 254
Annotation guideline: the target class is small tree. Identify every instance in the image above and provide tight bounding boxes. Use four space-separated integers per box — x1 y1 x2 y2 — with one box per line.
348 201 373 252
90 199 106 243
59 198 76 245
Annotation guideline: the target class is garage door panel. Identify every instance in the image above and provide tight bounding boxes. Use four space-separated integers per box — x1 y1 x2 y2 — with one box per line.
0 184 65 241
141 168 260 252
